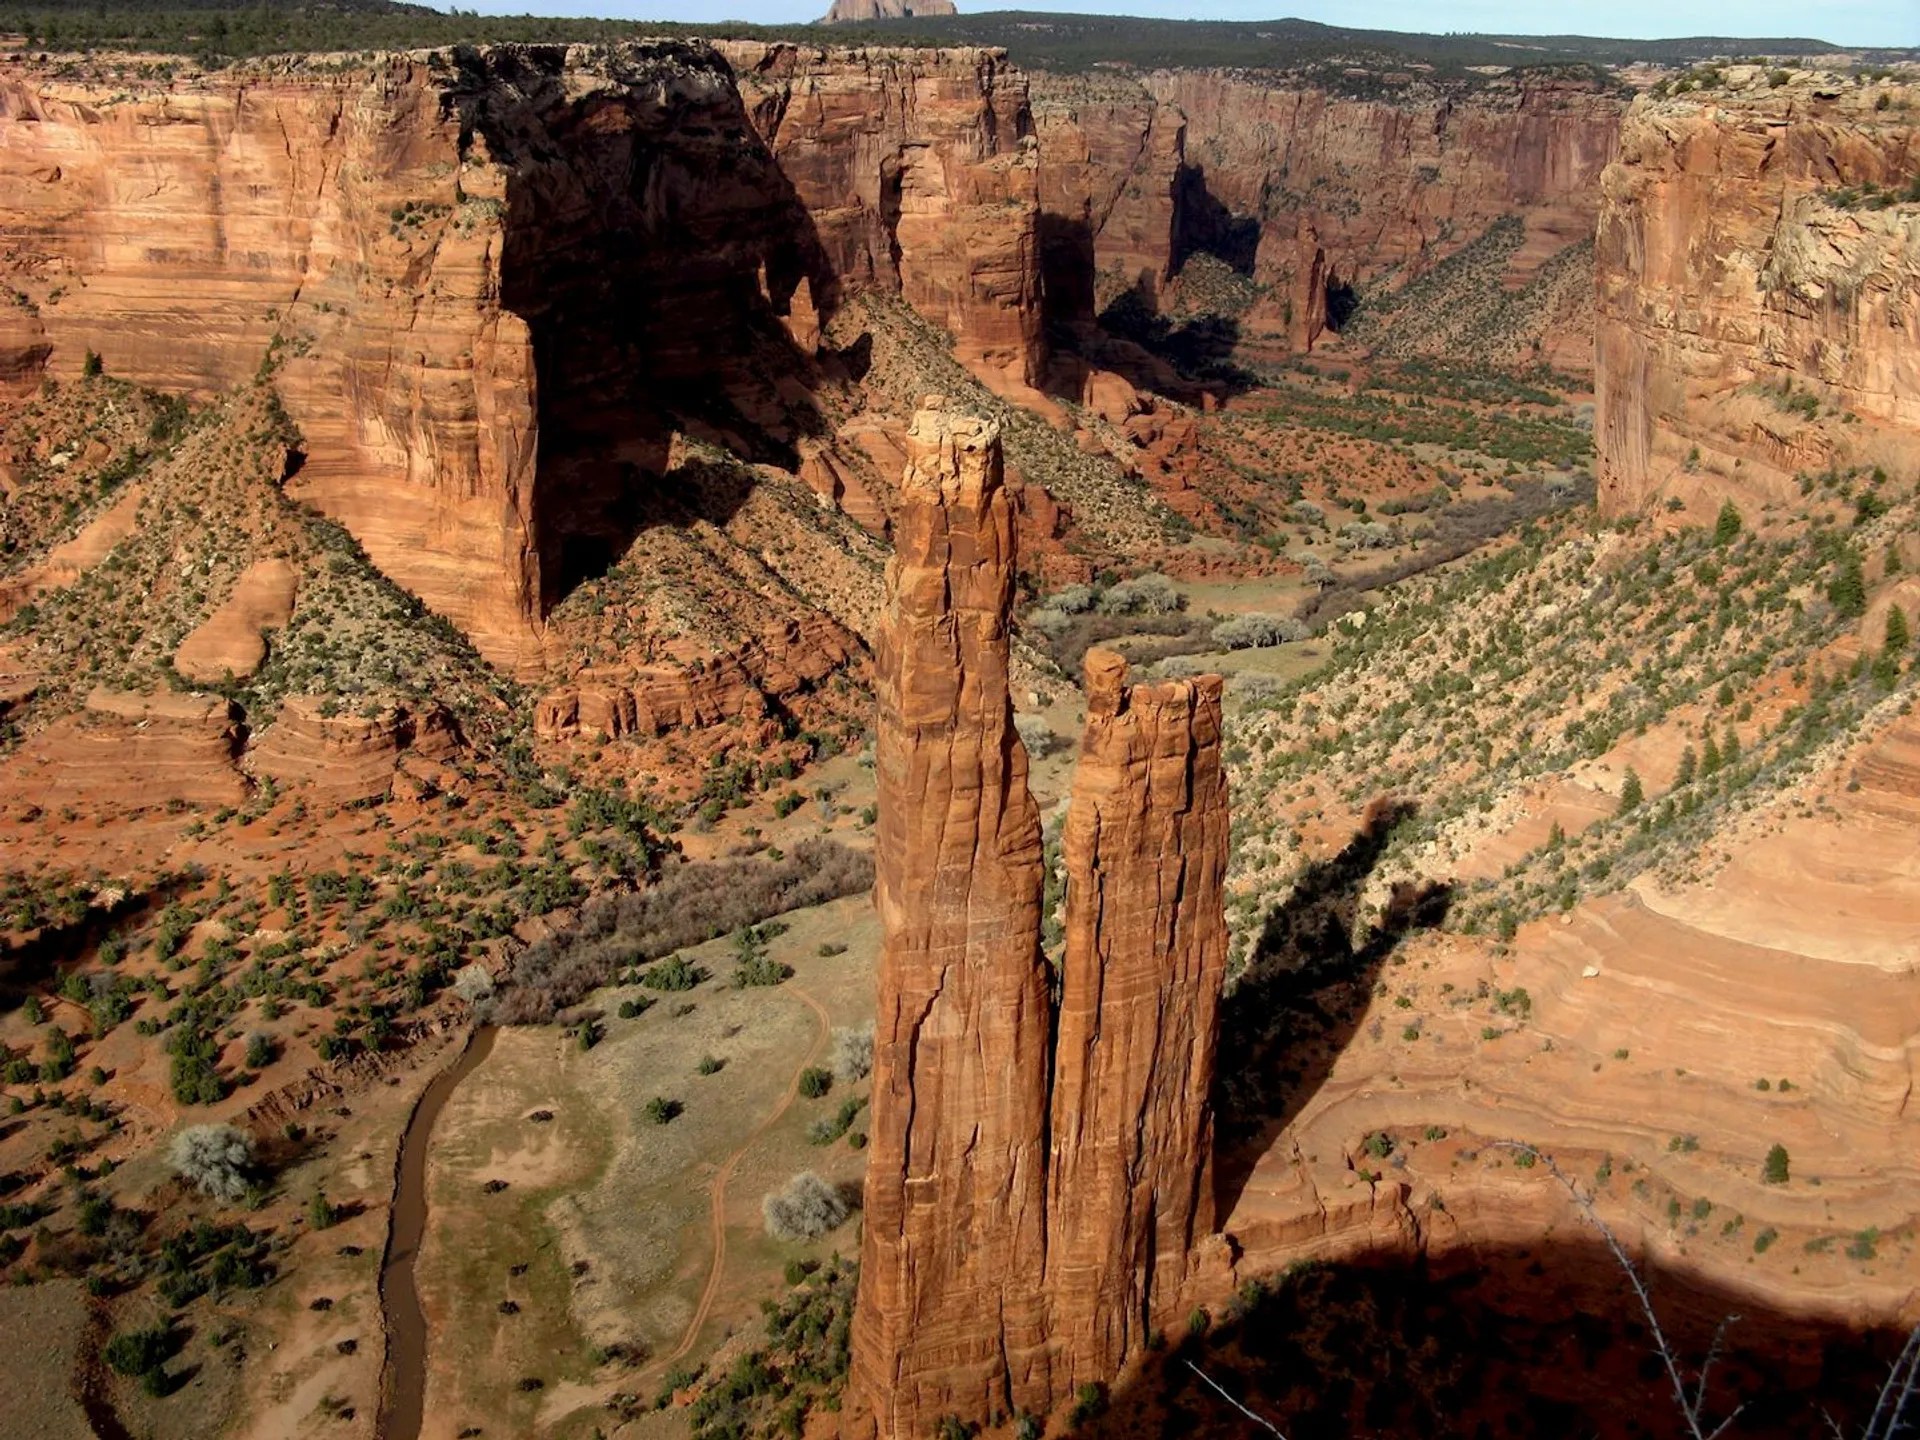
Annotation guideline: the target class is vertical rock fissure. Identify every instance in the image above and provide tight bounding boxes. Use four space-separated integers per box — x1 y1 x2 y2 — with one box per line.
852 404 1230 1437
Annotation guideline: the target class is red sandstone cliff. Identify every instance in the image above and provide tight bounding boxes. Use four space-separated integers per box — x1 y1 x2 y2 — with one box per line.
722 41 1046 396
1594 72 1920 516
1046 647 1229 1386
849 402 1056 1436
0 41 1046 674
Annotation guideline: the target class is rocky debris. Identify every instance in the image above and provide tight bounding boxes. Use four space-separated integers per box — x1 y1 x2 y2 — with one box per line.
533 615 862 741
850 402 1057 1437
0 687 246 812
851 408 1231 1437
171 556 300 683
1047 648 1229 1387
246 695 461 806
1595 78 1920 516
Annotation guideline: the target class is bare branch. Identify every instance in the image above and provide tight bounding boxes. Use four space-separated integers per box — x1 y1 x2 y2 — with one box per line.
1184 1360 1289 1439
1486 1139 1736 1440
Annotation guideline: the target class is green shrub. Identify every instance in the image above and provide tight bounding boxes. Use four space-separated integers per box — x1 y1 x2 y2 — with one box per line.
1763 1142 1790 1185
797 1067 832 1099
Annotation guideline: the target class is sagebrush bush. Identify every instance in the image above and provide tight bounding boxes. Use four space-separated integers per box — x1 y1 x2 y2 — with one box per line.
829 1023 874 1082
1098 573 1182 616
762 1171 850 1242
169 1123 253 1201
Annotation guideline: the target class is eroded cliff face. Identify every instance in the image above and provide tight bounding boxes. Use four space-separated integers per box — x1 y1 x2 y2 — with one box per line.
1046 647 1229 1388
1594 73 1920 515
1034 70 1621 352
850 403 1056 1435
722 42 1046 396
0 41 1045 672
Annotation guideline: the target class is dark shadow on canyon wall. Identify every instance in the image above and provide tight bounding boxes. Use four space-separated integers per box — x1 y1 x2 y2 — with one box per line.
1096 278 1258 395
1083 1237 1916 1439
451 43 842 611
1211 801 1452 1221
1171 164 1260 278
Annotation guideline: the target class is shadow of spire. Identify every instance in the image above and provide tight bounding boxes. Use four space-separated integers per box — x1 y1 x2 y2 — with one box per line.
1211 798 1453 1220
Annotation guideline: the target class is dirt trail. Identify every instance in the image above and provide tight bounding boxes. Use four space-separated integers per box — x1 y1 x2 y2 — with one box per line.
658 983 831 1371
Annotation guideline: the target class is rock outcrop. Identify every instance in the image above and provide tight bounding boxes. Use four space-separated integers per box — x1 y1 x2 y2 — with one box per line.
852 411 1232 1436
172 556 300 684
533 615 862 741
1594 74 1920 515
850 403 1056 1435
821 0 958 21
0 688 246 812
246 696 461 806
1046 648 1229 1386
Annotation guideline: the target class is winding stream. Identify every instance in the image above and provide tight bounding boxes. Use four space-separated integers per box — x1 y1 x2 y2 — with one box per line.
376 1023 498 1440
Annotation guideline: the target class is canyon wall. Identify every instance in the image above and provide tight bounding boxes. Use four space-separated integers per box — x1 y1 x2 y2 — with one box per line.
721 41 1045 395
1594 73 1920 515
0 41 1046 671
1033 70 1622 348
850 404 1056 1434
1046 647 1228 1388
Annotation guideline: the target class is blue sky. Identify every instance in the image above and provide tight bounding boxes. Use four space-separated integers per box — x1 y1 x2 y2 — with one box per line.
459 0 1914 48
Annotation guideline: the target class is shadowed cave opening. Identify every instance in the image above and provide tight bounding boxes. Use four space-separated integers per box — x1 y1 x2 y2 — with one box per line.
454 43 840 614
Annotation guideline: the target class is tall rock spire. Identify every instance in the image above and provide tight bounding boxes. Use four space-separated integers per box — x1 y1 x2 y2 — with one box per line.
848 402 1056 1438
1045 648 1230 1384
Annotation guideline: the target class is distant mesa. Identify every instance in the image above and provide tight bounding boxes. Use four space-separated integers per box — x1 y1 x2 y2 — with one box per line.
820 0 957 22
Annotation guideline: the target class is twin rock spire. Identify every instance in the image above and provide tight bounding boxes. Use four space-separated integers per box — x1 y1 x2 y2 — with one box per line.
848 403 1231 1438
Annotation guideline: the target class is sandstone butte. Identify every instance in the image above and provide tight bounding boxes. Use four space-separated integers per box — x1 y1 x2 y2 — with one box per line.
821 0 959 22
850 405 1232 1436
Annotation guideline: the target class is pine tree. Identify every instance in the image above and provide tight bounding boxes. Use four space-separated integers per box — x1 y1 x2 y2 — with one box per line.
1722 727 1741 767
1828 553 1867 619
1713 500 1742 547
1674 745 1698 787
1884 604 1911 655
1701 731 1723 776
1618 768 1644 814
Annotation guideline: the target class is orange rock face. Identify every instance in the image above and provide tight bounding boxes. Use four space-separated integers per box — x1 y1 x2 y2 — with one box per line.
850 404 1056 1436
853 413 1233 1436
1594 78 1920 515
0 688 247 813
533 616 861 742
722 42 1047 394
1046 648 1229 1387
